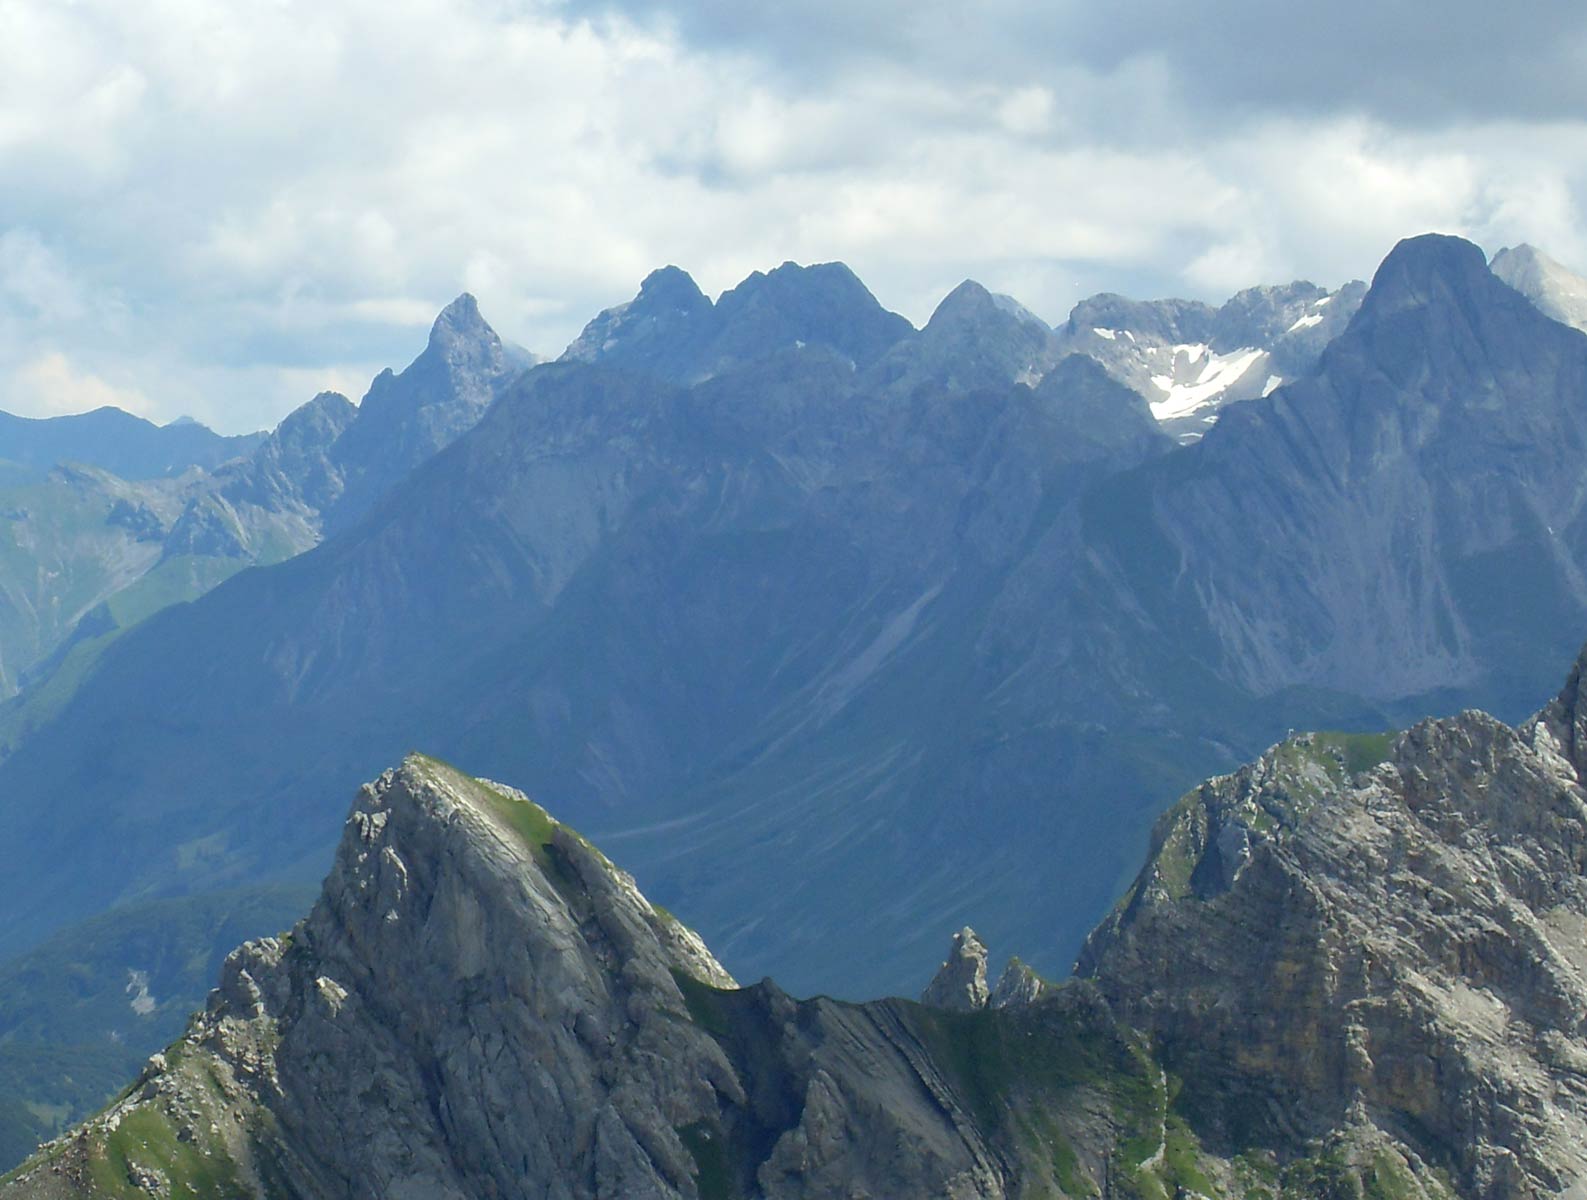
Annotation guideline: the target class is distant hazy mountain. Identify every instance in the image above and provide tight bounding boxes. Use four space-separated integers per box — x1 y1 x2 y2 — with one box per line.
1490 242 1587 333
0 408 263 484
0 410 267 696
562 260 914 382
869 279 1062 394
0 296 523 706
0 294 1171 996
566 263 1366 446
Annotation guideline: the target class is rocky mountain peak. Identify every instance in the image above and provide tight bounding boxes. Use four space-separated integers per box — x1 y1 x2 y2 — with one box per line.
988 957 1046 1009
1 758 1030 1198
1063 291 1217 344
320 295 521 532
711 260 913 367
635 264 711 314
1032 352 1167 456
420 291 505 372
558 267 710 372
868 279 1058 393
1490 242 1587 333
1353 232 1496 325
920 925 989 1010
925 280 1046 333
280 391 356 436
1052 276 1363 443
565 259 914 382
429 289 485 334
306 754 737 994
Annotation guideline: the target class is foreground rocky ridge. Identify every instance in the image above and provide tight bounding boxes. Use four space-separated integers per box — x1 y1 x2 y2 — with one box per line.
1079 662 1587 1195
16 641 1587 1197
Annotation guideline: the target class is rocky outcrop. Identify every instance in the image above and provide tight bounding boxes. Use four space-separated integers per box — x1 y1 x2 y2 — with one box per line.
1079 650 1587 1196
988 958 1045 1010
921 926 990 1010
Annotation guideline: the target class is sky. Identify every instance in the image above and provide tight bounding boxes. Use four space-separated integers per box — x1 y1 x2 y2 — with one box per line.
3 0 1587 432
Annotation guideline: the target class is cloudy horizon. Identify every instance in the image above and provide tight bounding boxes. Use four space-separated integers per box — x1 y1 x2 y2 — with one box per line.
3 0 1586 433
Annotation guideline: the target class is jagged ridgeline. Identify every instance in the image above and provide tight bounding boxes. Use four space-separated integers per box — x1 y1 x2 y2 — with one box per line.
12 645 1587 1197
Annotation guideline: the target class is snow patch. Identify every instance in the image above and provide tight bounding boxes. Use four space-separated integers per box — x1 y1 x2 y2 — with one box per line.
1315 294 1333 307
1262 375 1283 396
1148 346 1265 421
1092 327 1116 340
1287 313 1323 332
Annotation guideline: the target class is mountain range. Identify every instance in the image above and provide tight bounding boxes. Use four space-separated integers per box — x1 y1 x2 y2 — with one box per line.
4 233 1587 1173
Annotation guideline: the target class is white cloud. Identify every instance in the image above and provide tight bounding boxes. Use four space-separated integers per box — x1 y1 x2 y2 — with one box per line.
0 229 88 322
8 352 152 419
0 0 1584 432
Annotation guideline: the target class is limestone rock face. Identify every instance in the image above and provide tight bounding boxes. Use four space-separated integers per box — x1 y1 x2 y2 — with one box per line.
208 757 740 1199
922 927 990 1010
988 957 1045 1010
1079 646 1587 1197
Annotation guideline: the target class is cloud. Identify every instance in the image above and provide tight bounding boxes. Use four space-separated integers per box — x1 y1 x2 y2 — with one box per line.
7 352 152 420
0 229 89 323
564 0 1587 130
0 0 1585 432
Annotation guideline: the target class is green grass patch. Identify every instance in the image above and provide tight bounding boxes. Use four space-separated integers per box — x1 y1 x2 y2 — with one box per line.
1278 1147 1361 1200
1159 1114 1217 1196
89 1102 244 1200
1314 731 1397 778
473 778 558 857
